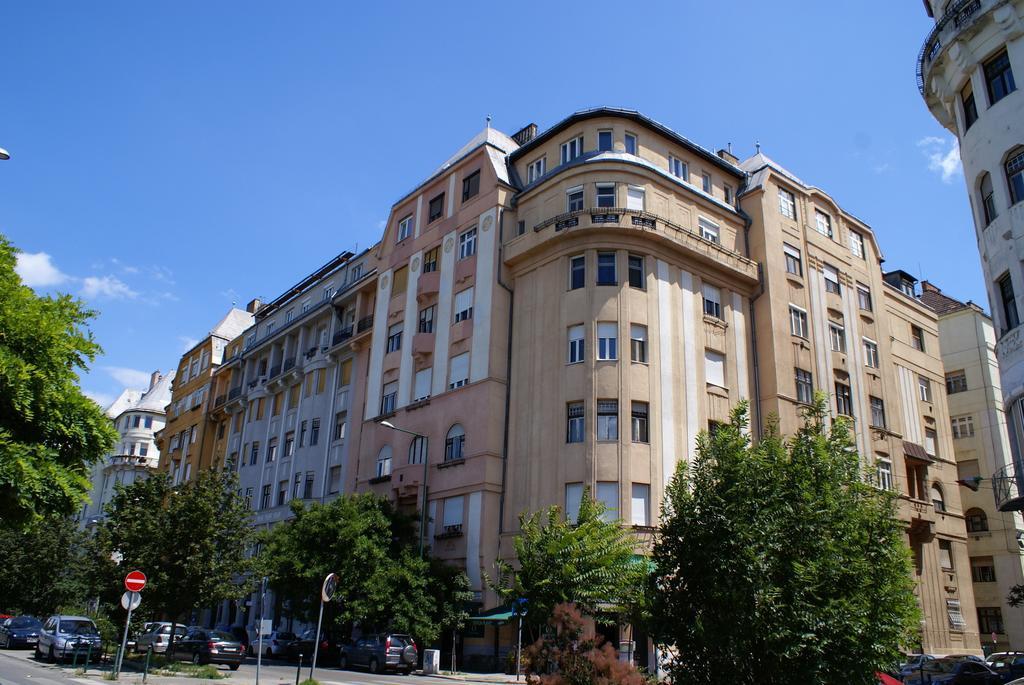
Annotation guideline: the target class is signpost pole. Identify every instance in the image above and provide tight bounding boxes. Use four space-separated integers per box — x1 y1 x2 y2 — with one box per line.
516 614 523 683
310 573 337 682
256 576 267 685
115 595 138 677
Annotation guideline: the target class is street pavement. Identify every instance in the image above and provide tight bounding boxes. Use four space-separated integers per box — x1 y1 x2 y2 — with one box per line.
0 648 519 685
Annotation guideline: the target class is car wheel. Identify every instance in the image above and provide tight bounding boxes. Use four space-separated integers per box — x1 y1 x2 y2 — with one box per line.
338 654 348 670
368 657 380 674
48 645 55 663
265 647 272 658
229 663 239 671
192 653 201 665
34 643 43 660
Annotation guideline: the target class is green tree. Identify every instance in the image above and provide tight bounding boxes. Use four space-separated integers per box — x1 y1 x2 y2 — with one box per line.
100 469 256 647
493 490 644 636
650 398 919 685
0 235 118 527
0 515 88 615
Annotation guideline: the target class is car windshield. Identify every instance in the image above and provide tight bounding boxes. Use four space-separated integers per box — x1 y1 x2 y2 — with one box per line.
209 631 236 642
60 620 98 635
923 660 961 673
9 617 41 629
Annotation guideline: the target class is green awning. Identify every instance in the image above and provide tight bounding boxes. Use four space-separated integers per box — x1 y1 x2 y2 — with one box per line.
466 605 516 623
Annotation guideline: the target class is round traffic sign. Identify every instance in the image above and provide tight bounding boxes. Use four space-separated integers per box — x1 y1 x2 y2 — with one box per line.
125 570 147 592
120 591 141 611
321 573 338 602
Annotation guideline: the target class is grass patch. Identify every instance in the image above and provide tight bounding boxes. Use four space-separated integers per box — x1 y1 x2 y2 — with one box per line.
153 662 226 679
102 670 118 680
298 679 321 685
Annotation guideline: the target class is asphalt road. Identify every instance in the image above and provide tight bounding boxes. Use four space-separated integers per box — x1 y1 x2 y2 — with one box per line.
0 647 513 685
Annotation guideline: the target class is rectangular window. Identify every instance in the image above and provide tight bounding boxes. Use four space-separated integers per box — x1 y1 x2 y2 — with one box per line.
631 483 650 527
724 184 733 205
823 264 841 294
705 350 726 387
310 418 320 446
303 372 314 398
669 156 689 181
386 322 403 353
458 227 477 259
789 305 808 338
569 254 585 290
333 411 347 441
568 324 585 364
630 324 648 363
982 172 998 224
289 383 300 408
392 266 408 294
829 322 846 353
628 254 644 289
277 480 287 507
947 599 966 631
919 376 933 403
984 49 1016 105
408 436 427 465
244 487 253 510
698 217 720 244
863 338 879 368
340 358 352 386
299 421 306 447
448 352 469 389
1009 149 1024 205
814 210 833 238
631 401 649 443
624 132 637 155
428 193 444 223
703 283 723 319
267 437 278 463
461 169 480 202
952 415 975 439
567 185 584 212
250 441 260 465
784 243 802 276
328 465 341 495
796 368 813 404
778 187 797 219
418 305 435 334
443 496 464 528
397 215 413 242
596 482 619 522
962 83 978 130
597 130 613 152
303 472 314 499
596 183 616 208
849 231 865 259
626 185 645 211
925 427 938 457
293 473 302 498
857 283 873 311
597 322 617 361
560 135 583 164
272 392 282 416
701 172 712 194
877 459 893 491
939 539 954 570
999 273 1020 331
597 400 618 441
454 287 474 322
566 402 584 443
978 607 1004 635
284 431 295 458
835 382 853 417
946 370 968 394
381 382 398 415
870 396 886 428
597 251 617 285
261 484 271 510
565 483 583 524
413 367 432 401
527 157 546 184
422 247 439 273
912 325 926 351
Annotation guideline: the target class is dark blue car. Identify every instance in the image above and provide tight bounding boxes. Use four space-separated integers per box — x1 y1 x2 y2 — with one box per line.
904 657 1001 685
0 616 42 649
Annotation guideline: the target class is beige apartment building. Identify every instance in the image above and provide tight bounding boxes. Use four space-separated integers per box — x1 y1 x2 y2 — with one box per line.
921 281 1024 651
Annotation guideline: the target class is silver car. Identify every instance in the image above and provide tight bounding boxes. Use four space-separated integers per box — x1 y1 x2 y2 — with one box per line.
135 623 188 654
35 615 102 663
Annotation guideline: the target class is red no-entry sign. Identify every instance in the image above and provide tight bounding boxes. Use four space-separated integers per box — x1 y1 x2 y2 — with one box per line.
124 570 147 592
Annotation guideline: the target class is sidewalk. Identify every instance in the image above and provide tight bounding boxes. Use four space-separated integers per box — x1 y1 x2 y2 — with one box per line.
413 673 521 684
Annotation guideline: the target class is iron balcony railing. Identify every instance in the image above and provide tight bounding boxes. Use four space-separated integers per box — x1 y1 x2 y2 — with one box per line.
214 394 227 407
283 357 296 372
228 387 242 400
356 315 374 333
333 326 354 345
917 0 984 95
993 463 1024 512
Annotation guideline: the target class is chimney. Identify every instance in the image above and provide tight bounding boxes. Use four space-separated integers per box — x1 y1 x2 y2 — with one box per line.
246 298 262 314
511 123 538 147
920 280 940 295
150 370 162 390
717 147 739 165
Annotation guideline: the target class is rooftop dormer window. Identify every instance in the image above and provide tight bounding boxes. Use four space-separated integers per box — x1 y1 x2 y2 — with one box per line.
560 136 583 164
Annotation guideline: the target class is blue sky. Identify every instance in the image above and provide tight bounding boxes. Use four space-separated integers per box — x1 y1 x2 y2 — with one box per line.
1 1 974 406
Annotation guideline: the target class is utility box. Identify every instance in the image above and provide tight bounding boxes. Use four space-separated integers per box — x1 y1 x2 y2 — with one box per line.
423 649 440 674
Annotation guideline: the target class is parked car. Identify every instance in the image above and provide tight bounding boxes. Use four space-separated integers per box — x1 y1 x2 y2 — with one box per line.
987 651 1024 665
168 627 244 670
261 630 296 658
215 625 250 656
135 622 188 654
0 616 42 649
285 629 340 663
986 652 1024 681
35 615 102 663
338 633 417 674
898 654 936 679
904 657 1001 685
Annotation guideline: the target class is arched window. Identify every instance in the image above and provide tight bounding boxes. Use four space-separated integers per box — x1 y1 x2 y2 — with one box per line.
445 424 465 462
375 446 392 478
1007 147 1024 206
965 507 989 533
408 436 427 465
931 483 946 513
979 172 998 225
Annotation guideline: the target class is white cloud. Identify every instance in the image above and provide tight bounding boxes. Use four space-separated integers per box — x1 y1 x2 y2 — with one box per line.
918 136 962 183
83 389 115 408
104 366 152 389
178 336 199 352
149 265 175 285
81 275 138 300
15 251 69 287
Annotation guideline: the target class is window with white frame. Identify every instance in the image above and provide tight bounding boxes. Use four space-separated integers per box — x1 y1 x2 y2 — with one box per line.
386 322 403 353
835 381 853 417
631 401 649 443
597 322 617 360
445 424 465 461
705 350 725 387
699 217 720 244
568 324 585 364
947 600 966 631
569 254 585 289
566 402 584 443
527 157 546 184
925 428 938 456
443 496 464 530
626 185 645 211
376 446 392 478
870 396 886 428
597 400 618 441
946 370 968 394
919 375 933 403
418 305 435 333
596 482 619 522
863 338 879 368
701 172 712 193
458 227 477 259
857 283 873 311
448 352 469 389
789 305 808 338
397 215 413 242
829 321 846 353
703 283 723 319
849 230 865 259
454 287 474 322
596 183 616 208
413 367 432 401
565 483 583 523
380 381 398 415
814 209 833 237
778 187 796 219
724 184 734 205
795 368 813 404
631 483 650 526
624 132 637 155
560 135 583 164
669 156 689 181
598 130 613 152
823 264 841 295
566 185 584 213
630 324 647 363
783 243 802 276
877 458 893 491
952 415 975 439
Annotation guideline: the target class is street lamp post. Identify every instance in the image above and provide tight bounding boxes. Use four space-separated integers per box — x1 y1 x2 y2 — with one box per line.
378 420 429 557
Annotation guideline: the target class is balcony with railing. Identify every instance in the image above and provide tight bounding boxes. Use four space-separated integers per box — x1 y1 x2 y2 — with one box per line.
332 326 354 346
993 463 1024 512
917 0 987 96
